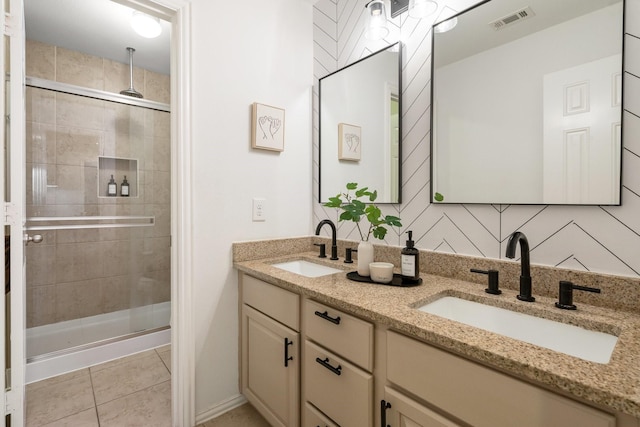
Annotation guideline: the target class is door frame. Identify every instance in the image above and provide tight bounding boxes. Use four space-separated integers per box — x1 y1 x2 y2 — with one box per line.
4 0 195 425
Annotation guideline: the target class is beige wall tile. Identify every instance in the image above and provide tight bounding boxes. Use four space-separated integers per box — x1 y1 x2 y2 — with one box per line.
55 164 99 205
26 163 57 207
100 275 129 314
26 40 55 80
55 126 102 167
26 87 56 124
55 278 105 322
54 242 104 283
26 244 55 287
56 47 104 90
56 93 105 130
103 59 144 97
145 136 170 172
144 70 170 104
26 122 57 165
26 285 56 328
145 109 170 138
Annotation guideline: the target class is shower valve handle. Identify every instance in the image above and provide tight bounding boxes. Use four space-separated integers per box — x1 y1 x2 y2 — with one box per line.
24 233 43 244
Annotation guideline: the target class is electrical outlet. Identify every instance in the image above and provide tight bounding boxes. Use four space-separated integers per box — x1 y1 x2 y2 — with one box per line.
252 198 266 222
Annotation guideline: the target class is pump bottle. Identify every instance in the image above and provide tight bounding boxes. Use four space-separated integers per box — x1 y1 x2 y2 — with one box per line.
401 230 420 283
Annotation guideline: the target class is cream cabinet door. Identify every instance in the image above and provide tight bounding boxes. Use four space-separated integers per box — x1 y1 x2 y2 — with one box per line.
382 387 461 427
242 304 299 427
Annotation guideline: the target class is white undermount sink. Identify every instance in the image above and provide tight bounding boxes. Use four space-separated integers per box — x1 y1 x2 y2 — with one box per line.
272 260 343 278
418 296 618 364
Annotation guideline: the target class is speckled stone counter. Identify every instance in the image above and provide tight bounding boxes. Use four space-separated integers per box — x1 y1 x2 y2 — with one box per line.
233 237 640 418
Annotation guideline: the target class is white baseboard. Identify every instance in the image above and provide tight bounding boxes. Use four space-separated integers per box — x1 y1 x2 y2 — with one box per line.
195 394 247 425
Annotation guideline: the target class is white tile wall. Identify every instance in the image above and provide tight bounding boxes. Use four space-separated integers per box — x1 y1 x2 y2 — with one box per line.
313 0 640 278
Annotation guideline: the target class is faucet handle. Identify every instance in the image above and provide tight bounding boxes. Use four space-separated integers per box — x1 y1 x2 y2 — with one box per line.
555 281 601 310
344 248 354 264
471 269 501 295
314 243 326 258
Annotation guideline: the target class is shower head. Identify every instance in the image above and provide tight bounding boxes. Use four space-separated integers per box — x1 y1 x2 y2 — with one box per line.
120 47 143 99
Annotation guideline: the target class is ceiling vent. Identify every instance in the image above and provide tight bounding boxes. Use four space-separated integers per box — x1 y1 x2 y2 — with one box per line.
489 6 535 30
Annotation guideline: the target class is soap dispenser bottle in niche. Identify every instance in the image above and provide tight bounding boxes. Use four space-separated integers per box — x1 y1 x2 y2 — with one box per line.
121 175 130 197
401 230 420 283
107 175 117 197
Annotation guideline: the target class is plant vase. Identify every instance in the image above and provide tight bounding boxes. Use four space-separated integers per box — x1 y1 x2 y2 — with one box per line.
357 241 374 277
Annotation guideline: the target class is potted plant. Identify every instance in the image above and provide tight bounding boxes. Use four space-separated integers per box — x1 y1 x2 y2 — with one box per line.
324 183 401 276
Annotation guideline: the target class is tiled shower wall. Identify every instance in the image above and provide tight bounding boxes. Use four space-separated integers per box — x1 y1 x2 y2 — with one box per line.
313 0 640 279
25 40 171 328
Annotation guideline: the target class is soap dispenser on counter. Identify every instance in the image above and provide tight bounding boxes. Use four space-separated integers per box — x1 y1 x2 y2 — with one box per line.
401 231 420 284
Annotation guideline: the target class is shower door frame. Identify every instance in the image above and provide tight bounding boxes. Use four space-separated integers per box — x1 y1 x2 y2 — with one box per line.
2 0 196 425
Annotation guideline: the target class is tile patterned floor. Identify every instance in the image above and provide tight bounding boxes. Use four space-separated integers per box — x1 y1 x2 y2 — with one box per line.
26 345 171 427
197 403 269 427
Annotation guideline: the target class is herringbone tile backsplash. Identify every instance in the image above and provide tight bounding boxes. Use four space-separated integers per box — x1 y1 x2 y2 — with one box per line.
313 0 640 278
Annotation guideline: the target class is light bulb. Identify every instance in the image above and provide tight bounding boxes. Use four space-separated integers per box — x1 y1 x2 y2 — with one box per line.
131 11 162 39
409 0 438 18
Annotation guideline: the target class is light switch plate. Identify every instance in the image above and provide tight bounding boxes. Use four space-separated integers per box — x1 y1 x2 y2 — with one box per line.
252 198 266 222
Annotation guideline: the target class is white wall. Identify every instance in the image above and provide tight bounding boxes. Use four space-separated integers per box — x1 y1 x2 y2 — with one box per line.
189 0 313 416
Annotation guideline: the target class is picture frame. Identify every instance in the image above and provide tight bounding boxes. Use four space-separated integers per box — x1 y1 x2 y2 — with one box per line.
338 123 361 161
251 102 285 151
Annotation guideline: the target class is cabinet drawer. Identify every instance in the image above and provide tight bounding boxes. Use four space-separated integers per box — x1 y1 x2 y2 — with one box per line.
304 402 338 427
304 299 373 371
304 340 373 427
242 274 299 330
383 386 461 427
387 331 615 427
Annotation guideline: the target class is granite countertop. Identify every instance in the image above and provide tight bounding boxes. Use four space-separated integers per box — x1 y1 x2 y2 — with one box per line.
234 251 640 418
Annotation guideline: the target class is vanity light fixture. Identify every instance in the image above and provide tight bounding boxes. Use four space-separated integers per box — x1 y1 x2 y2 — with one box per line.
365 0 390 40
409 0 438 18
131 11 162 39
434 17 457 33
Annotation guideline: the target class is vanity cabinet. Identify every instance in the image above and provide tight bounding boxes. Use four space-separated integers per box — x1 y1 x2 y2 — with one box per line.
382 386 461 427
303 299 374 426
241 275 300 427
386 331 616 427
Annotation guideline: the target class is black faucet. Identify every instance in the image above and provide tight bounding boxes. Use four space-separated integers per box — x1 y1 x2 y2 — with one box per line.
315 219 339 260
505 231 535 302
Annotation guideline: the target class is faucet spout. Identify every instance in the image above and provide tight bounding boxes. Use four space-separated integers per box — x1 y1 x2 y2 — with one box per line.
315 219 339 260
505 231 535 302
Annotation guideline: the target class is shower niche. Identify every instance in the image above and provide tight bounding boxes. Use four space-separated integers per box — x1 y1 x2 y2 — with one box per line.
98 156 139 198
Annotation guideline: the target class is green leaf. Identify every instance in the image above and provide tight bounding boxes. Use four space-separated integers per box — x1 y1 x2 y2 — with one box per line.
384 215 402 227
355 187 369 198
369 190 378 202
339 211 357 222
346 182 358 190
372 226 387 240
351 199 366 212
434 192 444 202
324 196 342 208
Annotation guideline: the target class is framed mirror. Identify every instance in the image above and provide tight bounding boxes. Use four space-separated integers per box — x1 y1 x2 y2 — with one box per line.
319 42 402 203
431 0 623 205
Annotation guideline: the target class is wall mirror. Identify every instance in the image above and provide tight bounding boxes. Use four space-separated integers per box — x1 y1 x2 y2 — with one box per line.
319 42 402 203
431 0 623 205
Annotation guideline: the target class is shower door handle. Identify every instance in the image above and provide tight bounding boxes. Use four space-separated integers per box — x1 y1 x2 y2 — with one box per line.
24 233 43 244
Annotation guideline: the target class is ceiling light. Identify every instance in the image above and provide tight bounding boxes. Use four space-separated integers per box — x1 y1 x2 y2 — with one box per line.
365 0 389 41
434 17 457 33
131 11 162 39
409 0 438 18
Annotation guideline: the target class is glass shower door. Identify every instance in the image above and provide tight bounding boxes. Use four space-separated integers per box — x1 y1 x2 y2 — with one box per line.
24 85 171 360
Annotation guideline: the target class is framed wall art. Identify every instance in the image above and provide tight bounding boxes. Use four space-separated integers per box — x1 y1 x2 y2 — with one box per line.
338 123 361 161
251 102 285 151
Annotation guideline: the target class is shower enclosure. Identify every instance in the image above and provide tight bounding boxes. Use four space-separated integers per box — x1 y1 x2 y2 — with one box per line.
24 76 171 366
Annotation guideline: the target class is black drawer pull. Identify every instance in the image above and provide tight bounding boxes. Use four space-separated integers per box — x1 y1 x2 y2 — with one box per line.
314 310 341 325
315 357 342 376
381 399 391 427
284 338 293 367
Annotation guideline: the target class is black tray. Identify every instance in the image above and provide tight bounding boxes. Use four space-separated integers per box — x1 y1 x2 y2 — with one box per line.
346 271 422 287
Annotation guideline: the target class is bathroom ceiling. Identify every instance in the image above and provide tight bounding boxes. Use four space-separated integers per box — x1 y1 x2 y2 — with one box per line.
24 0 171 75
